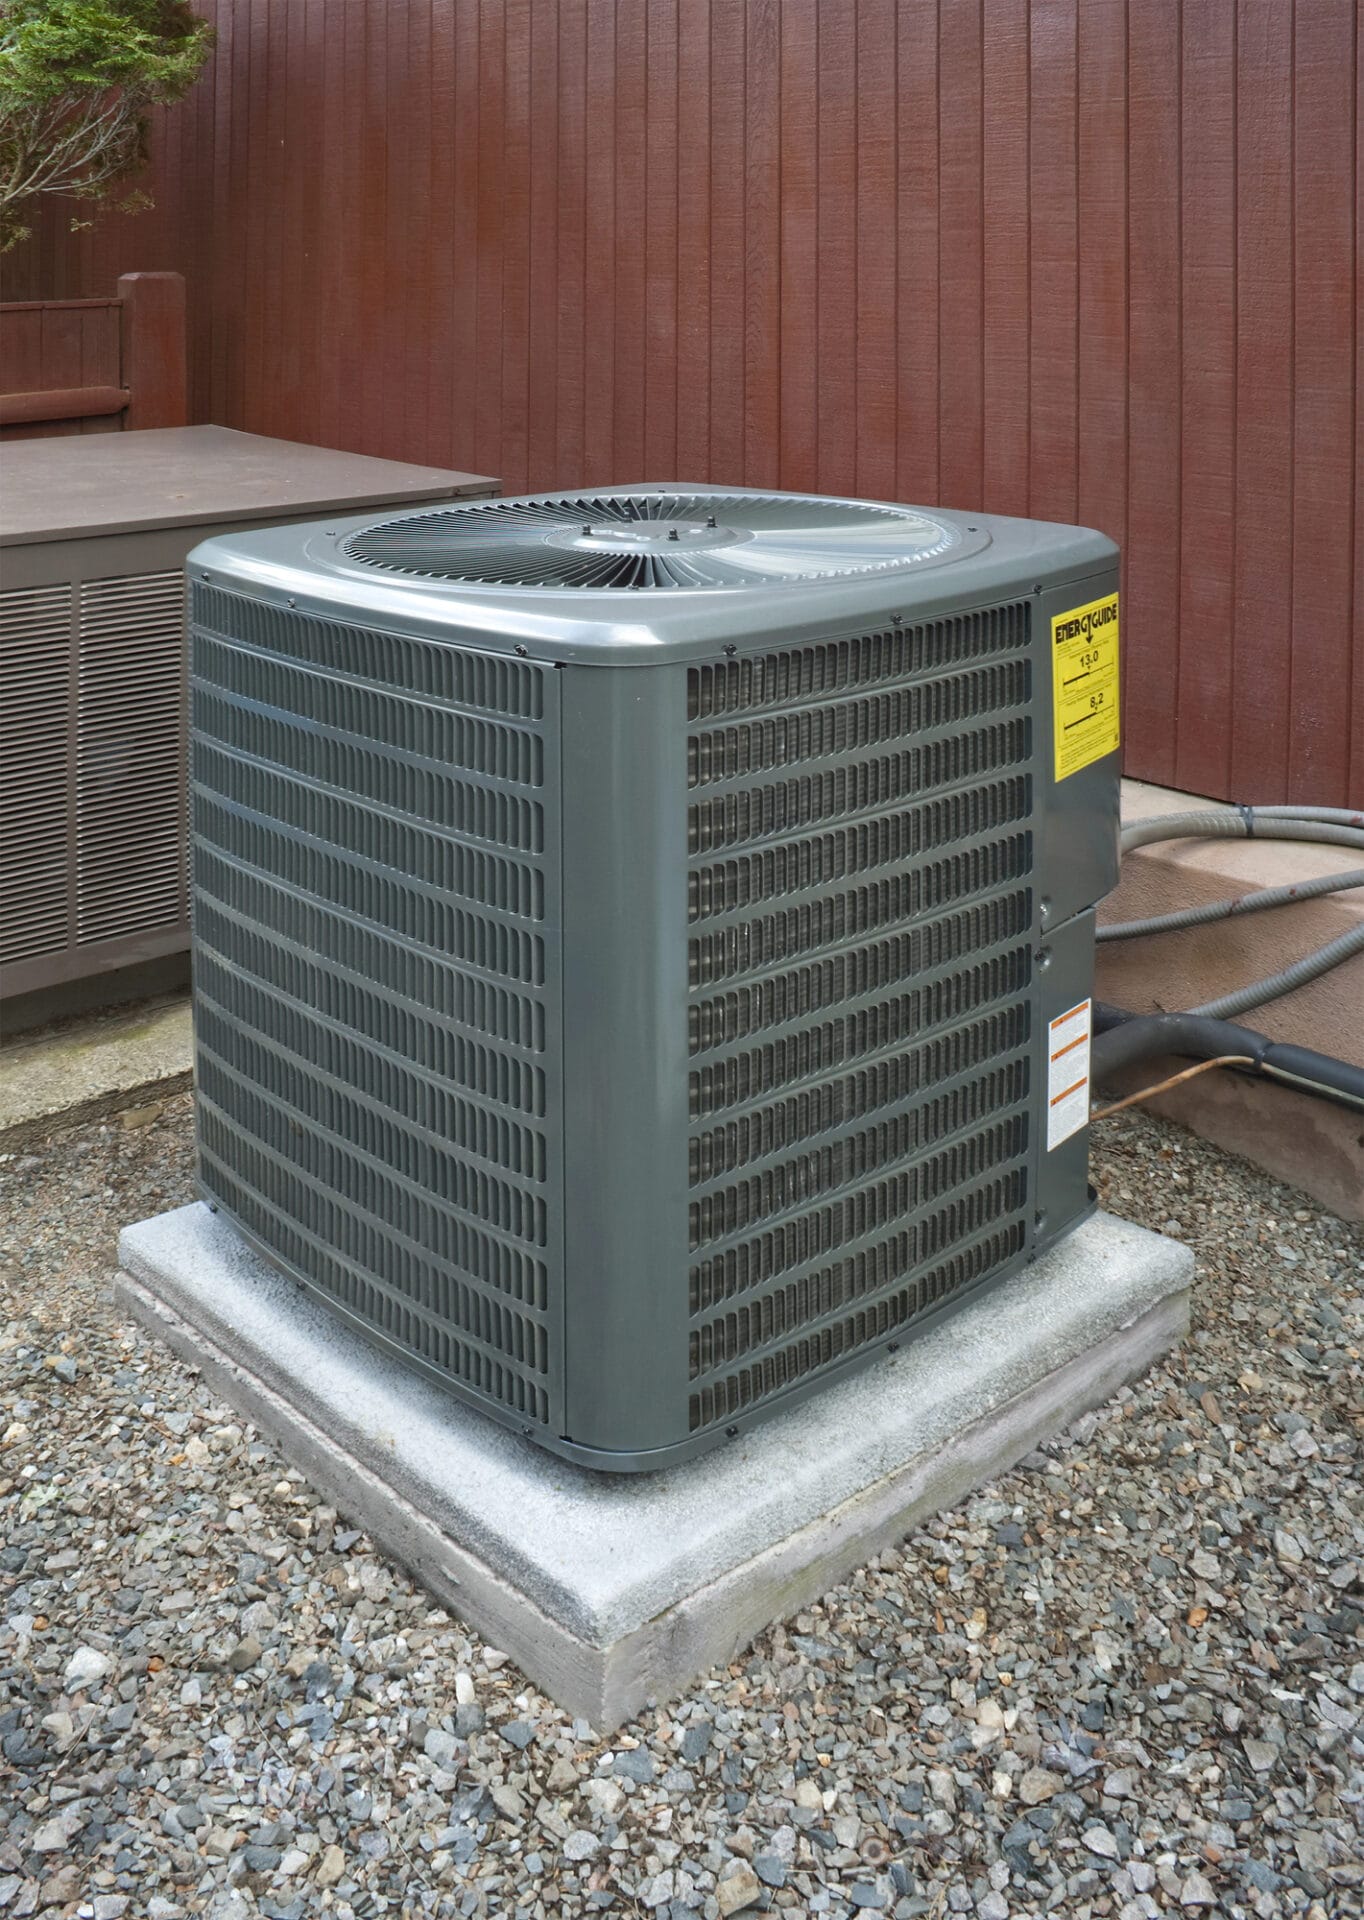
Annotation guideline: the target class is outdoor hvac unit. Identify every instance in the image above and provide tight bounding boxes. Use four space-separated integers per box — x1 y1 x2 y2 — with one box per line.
188 487 1120 1470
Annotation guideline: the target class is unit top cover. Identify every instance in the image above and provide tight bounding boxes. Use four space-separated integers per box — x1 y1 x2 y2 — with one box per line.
188 485 1118 664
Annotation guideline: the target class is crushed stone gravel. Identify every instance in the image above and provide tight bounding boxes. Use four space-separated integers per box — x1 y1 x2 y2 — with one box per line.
1 1091 1361 1919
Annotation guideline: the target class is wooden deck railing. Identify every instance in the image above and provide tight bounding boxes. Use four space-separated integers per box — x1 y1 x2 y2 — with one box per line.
0 272 187 439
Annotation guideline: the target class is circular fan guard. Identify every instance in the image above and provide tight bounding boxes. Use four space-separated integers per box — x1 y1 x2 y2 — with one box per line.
341 492 962 590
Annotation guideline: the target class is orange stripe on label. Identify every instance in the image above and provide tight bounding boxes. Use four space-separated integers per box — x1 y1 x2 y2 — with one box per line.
1049 1078 1088 1107
1049 1033 1087 1063
1049 1001 1089 1032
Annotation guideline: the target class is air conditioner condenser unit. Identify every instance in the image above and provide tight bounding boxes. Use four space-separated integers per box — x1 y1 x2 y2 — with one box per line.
188 487 1120 1469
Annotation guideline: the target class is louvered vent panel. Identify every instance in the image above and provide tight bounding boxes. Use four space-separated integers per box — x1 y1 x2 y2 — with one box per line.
77 571 187 944
0 585 72 966
686 606 1035 1432
189 584 560 1428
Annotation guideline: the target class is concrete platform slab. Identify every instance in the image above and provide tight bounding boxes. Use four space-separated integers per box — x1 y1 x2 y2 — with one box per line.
0 993 192 1147
117 1204 1191 1731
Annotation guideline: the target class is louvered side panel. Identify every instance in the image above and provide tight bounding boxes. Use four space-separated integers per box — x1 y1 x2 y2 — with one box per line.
0 585 74 968
190 584 563 1434
685 604 1037 1434
76 572 187 945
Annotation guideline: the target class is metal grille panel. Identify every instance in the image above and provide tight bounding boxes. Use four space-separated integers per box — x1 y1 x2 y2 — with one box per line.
687 610 1029 717
77 572 186 944
2 571 188 971
0 584 72 966
686 607 1035 1432
190 584 561 1428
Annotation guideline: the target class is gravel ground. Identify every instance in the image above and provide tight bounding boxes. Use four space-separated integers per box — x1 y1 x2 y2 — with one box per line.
1 1093 1361 1920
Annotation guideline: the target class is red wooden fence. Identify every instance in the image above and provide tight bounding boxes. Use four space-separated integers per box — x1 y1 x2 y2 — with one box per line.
7 2 1359 804
0 272 188 439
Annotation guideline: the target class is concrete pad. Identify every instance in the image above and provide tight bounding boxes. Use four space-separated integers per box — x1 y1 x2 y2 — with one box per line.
117 1203 1191 1731
0 994 192 1147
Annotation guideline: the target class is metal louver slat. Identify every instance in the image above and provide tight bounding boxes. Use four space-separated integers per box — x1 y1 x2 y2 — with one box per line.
0 584 73 968
76 571 188 946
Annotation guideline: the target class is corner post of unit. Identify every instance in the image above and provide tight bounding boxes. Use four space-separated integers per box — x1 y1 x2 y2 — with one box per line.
557 658 694 1461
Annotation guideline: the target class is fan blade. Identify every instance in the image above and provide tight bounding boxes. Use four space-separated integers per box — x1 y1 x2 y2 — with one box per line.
342 494 960 587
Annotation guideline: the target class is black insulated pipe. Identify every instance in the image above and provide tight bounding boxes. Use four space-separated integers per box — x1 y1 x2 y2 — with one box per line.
1091 1002 1364 1113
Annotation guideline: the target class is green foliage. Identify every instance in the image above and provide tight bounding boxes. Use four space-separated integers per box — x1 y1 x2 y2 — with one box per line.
0 2 212 251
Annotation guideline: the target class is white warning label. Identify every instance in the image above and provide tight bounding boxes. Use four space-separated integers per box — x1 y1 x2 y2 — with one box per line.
1047 999 1092 1150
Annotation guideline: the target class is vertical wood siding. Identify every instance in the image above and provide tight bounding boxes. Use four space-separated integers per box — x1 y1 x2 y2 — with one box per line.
11 0 1359 803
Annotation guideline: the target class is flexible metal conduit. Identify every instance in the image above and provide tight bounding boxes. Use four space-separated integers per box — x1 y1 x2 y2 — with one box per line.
1104 805 1364 1020
1096 867 1364 944
1093 805 1364 1114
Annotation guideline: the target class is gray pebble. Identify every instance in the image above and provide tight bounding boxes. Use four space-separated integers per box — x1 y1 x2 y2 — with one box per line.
423 1727 461 1771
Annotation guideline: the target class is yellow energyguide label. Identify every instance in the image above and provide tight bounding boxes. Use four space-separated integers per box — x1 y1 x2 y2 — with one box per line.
1051 592 1120 780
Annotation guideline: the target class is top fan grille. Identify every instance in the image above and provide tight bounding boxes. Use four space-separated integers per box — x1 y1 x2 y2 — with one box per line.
341 493 963 590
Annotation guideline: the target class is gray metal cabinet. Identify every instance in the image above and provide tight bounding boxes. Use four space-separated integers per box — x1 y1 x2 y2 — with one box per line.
1 427 496 1000
186 487 1119 1467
